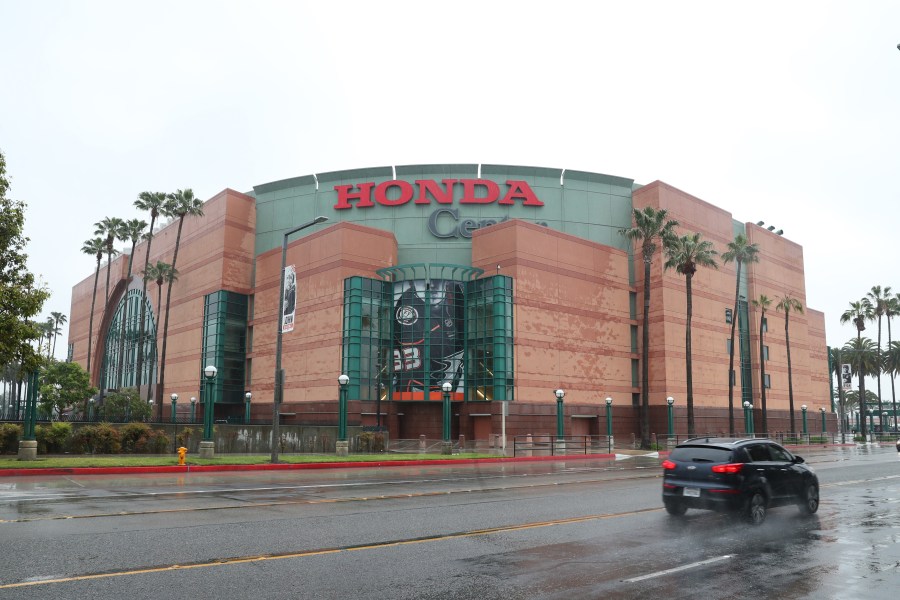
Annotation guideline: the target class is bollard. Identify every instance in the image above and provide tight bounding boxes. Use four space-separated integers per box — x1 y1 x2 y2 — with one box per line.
178 446 188 465
419 434 426 453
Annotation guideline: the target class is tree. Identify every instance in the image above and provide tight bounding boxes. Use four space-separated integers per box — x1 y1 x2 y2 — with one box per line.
829 346 848 442
885 338 900 432
0 149 49 372
843 337 879 433
49 311 67 358
722 234 760 435
113 218 148 388
143 260 178 403
133 191 169 400
93 217 125 306
620 206 678 449
42 317 59 359
866 285 891 422
776 294 804 435
98 387 150 422
156 189 203 418
80 237 106 374
664 231 718 435
38 360 97 418
841 299 873 437
752 295 772 434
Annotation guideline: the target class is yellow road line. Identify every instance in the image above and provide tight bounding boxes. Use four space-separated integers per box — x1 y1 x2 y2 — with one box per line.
0 507 660 589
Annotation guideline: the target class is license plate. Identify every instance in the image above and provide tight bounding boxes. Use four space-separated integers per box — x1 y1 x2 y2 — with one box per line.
683 487 701 497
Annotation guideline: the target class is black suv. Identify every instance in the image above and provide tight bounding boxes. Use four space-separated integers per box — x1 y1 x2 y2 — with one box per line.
661 438 819 525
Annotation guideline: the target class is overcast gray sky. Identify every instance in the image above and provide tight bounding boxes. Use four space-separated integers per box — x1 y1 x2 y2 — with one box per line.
2 1 899 360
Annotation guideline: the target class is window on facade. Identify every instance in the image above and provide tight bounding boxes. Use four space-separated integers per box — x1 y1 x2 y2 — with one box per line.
725 308 733 324
202 291 249 404
762 317 768 333
764 374 771 389
763 345 769 361
726 339 733 356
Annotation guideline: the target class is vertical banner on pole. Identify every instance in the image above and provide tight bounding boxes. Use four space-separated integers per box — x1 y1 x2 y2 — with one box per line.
281 265 296 333
841 364 851 391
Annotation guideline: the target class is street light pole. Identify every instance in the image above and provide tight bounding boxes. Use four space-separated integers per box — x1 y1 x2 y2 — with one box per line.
190 397 196 423
820 407 826 436
801 404 808 437
554 389 565 440
200 365 217 458
666 396 675 442
272 215 328 465
245 392 252 424
170 393 178 424
442 381 453 455
337 374 349 457
88 398 95 422
605 397 613 453
743 401 751 435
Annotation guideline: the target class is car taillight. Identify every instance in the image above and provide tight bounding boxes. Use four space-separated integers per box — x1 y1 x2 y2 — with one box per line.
711 463 744 474
662 459 677 470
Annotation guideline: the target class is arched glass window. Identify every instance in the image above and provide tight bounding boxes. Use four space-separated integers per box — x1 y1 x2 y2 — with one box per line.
100 290 157 391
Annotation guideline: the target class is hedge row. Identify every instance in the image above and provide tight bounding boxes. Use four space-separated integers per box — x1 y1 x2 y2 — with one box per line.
0 422 182 455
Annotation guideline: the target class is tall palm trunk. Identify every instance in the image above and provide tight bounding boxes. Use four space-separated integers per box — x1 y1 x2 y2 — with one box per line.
889 316 897 432
146 281 164 403
640 249 652 449
856 328 867 438
759 312 768 435
727 260 742 435
135 215 157 397
685 272 695 435
156 216 186 419
86 256 102 375
876 314 884 426
785 313 795 434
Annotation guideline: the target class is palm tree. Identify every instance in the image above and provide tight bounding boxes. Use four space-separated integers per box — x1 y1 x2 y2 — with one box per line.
883 295 899 432
722 234 760 435
142 261 178 403
620 206 678 449
94 217 125 306
664 232 718 436
752 295 772 434
776 294 804 435
885 339 900 432
829 347 848 442
866 285 891 421
843 337 879 435
49 311 67 358
80 237 106 374
113 218 148 388
40 319 56 359
133 191 169 396
841 299 874 437
155 190 203 417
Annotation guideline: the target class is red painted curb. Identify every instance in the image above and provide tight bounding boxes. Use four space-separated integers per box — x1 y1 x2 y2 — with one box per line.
0 452 618 478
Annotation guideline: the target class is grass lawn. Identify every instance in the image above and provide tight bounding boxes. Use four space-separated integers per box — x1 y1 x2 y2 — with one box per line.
0 452 499 469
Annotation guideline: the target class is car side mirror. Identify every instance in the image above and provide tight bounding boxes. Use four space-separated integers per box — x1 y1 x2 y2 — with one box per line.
792 455 805 464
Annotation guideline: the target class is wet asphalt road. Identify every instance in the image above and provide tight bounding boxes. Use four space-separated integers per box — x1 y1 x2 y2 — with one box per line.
0 445 898 599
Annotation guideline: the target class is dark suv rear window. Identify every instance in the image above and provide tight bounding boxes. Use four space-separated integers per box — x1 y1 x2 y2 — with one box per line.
670 447 734 463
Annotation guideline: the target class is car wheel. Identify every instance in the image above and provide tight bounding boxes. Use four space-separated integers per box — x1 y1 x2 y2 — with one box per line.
745 491 767 525
799 483 819 515
664 498 687 516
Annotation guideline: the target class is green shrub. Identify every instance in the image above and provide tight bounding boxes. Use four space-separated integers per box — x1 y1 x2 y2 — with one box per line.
176 427 194 448
36 422 72 453
148 430 170 454
0 423 22 453
120 423 152 453
71 423 121 454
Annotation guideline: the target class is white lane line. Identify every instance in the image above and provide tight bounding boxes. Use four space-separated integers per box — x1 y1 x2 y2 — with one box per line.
625 554 734 583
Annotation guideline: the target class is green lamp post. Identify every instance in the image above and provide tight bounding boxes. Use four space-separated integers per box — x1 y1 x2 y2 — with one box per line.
170 393 178 424
820 407 826 436
190 397 196 423
88 398 95 422
743 401 751 435
605 396 613 453
200 365 217 458
801 404 808 436
442 381 453 455
337 374 349 456
666 396 675 440
244 392 252 424
555 389 565 440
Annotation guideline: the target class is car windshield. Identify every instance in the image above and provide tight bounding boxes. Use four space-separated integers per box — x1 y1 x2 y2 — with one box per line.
670 447 733 463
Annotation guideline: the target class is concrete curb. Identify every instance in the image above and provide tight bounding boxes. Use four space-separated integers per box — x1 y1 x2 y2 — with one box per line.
0 452 618 478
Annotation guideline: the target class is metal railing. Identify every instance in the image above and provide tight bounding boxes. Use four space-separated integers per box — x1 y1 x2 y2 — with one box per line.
511 435 613 457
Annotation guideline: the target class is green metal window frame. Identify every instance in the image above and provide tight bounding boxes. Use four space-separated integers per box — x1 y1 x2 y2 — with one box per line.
342 264 513 403
201 291 249 404
100 289 157 391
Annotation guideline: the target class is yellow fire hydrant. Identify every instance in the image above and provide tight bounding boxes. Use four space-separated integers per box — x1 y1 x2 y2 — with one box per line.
178 447 188 465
